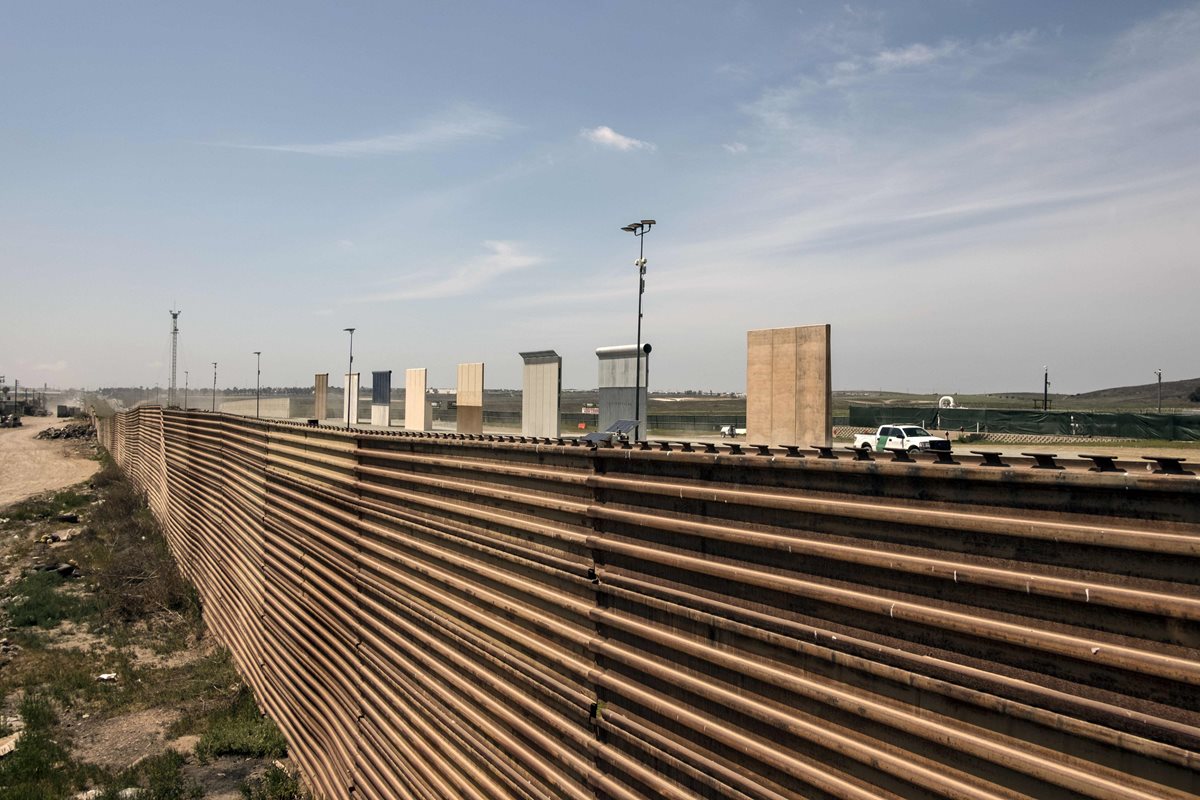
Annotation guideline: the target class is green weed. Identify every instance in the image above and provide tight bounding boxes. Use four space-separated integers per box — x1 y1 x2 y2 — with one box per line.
145 647 241 715
241 765 306 800
0 640 135 709
0 694 107 800
100 750 201 800
195 687 287 762
3 489 93 525
66 478 199 630
5 571 99 628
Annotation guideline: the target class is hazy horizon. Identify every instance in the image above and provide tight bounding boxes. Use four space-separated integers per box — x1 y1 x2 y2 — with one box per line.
3 2 1197 395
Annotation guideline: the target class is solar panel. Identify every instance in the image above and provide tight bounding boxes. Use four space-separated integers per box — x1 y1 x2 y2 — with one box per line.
578 419 640 443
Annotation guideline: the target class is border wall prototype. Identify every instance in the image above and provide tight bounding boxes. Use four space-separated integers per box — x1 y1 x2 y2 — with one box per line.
97 407 1200 800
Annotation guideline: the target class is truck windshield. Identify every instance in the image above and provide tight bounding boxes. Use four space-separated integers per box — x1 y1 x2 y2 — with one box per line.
902 427 931 437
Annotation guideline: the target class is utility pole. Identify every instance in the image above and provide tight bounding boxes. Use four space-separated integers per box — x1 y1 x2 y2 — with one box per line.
344 328 356 431
1156 369 1163 413
211 362 218 412
184 371 189 411
253 351 262 418
169 307 181 406
620 219 656 441
1042 366 1049 412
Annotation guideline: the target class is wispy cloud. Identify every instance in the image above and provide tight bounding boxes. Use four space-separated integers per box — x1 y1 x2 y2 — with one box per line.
715 62 751 79
215 106 513 157
580 125 655 152
872 41 961 70
752 29 1037 120
501 284 627 309
33 360 67 372
723 142 748 155
675 6 1200 285
354 240 542 302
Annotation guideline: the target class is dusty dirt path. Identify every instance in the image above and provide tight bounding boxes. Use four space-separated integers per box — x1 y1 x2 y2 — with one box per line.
0 416 99 508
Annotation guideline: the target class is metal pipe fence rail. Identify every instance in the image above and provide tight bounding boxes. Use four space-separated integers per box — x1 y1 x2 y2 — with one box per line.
95 407 1200 800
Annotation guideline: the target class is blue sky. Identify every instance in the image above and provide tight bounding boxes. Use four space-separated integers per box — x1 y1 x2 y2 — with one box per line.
3 1 1197 395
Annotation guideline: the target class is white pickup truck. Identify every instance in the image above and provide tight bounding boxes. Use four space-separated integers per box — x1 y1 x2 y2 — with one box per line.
854 425 951 454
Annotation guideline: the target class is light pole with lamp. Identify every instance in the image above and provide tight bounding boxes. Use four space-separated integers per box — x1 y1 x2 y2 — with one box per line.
253 351 262 418
183 371 189 411
621 219 655 441
344 328 356 431
1042 366 1049 412
211 362 217 412
1156 369 1163 413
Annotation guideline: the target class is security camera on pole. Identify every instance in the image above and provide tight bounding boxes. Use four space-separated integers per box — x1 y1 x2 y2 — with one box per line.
621 219 656 441
253 351 262 418
344 328 356 431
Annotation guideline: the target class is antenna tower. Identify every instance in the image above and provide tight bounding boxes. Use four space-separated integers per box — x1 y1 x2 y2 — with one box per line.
169 307 182 407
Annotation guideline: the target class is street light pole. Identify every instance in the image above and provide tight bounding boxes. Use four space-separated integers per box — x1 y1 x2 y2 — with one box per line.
1156 369 1163 413
621 219 655 441
1042 366 1049 412
253 351 262 418
184 371 189 411
344 328 356 431
211 362 218 412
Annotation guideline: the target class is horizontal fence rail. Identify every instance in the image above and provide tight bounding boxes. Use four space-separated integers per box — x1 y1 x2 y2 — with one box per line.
96 407 1200 800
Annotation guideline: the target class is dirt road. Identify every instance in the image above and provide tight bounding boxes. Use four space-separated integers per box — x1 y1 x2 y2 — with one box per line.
0 416 99 508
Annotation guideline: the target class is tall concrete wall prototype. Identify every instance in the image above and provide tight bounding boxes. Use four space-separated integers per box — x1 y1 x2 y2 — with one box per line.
595 344 650 433
218 397 292 418
98 406 1200 800
520 350 561 437
342 372 360 426
371 370 392 427
746 324 832 446
456 362 484 435
405 368 430 431
314 373 329 419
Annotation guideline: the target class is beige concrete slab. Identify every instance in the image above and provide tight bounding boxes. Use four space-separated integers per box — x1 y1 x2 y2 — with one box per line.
456 363 484 406
405 368 430 431
218 397 292 418
342 372 360 426
314 373 329 419
521 351 561 437
371 405 390 426
457 406 483 435
746 324 832 447
456 362 484 434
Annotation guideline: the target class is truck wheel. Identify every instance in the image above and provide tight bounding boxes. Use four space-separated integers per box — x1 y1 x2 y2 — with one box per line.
908 446 920 455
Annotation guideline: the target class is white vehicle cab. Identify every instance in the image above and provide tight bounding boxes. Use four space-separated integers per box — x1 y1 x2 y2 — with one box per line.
854 425 951 454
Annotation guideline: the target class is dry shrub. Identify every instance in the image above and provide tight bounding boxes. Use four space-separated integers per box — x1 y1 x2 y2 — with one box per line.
80 464 199 626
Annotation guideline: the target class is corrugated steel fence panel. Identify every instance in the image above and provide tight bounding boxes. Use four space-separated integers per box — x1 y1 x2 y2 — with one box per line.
97 409 1200 800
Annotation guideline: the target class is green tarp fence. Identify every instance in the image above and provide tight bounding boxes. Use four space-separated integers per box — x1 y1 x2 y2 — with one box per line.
847 405 1200 441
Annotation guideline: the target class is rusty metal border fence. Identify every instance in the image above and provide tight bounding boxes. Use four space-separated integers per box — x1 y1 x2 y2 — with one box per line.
96 407 1200 800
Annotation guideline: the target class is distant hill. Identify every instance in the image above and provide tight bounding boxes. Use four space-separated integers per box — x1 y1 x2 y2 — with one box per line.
836 378 1200 413
1069 377 1200 409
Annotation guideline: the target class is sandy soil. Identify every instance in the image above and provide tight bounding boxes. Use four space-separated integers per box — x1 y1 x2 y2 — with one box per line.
0 416 99 507
0 421 283 798
68 707 184 771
